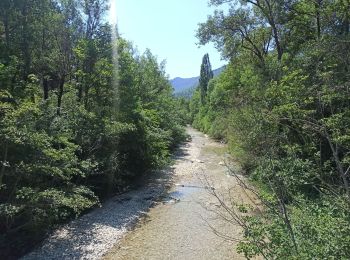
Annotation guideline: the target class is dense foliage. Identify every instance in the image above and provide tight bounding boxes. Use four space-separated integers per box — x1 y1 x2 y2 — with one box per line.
191 0 350 258
0 0 186 257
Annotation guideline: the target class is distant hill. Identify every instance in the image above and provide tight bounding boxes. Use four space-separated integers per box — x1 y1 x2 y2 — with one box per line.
170 76 199 94
170 66 226 96
212 65 226 77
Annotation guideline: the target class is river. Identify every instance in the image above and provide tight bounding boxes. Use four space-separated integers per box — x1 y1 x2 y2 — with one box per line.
104 127 250 260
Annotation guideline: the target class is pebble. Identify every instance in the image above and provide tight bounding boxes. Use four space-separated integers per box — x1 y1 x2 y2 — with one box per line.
22 187 163 260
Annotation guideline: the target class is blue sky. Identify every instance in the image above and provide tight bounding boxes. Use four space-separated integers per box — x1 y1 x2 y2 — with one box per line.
109 0 227 79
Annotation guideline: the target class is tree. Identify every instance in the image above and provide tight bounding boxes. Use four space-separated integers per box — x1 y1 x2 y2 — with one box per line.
191 0 350 258
199 53 213 104
0 1 187 257
209 0 287 61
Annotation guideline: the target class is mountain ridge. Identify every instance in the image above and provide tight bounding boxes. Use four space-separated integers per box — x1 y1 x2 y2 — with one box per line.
170 65 226 94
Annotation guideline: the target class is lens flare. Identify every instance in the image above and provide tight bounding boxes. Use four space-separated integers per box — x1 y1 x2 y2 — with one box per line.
109 0 119 117
109 0 117 26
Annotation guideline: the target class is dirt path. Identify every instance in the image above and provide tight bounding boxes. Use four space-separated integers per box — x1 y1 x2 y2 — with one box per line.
104 127 250 260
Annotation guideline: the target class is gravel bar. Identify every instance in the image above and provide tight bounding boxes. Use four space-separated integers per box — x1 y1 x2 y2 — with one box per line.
22 180 168 260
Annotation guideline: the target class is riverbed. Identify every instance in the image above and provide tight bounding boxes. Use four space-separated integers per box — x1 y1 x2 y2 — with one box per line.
23 127 253 260
104 128 249 260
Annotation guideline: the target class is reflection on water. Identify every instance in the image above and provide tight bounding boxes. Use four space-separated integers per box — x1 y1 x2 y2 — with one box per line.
162 186 198 204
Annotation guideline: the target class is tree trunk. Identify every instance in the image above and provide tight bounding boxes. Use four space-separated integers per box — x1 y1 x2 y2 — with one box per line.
4 14 10 51
271 23 283 61
325 132 350 202
78 84 83 102
21 2 31 79
262 0 283 60
344 3 350 35
43 77 49 100
84 85 89 110
57 76 65 115
0 142 8 188
315 0 322 39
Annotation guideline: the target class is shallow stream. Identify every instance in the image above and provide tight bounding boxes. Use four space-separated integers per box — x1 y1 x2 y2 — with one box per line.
104 128 247 260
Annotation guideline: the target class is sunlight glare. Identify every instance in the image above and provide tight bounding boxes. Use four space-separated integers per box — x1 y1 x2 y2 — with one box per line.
109 0 117 26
